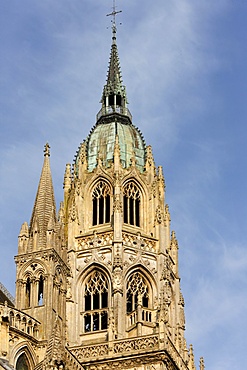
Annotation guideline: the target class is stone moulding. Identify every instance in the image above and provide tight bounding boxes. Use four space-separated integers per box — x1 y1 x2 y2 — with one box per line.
113 335 159 353
70 334 159 362
74 352 174 370
69 334 189 370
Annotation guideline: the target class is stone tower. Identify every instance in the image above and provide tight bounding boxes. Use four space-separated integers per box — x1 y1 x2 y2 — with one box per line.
15 143 69 341
0 10 204 370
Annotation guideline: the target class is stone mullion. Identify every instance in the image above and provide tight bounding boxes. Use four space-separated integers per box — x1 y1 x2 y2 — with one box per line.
103 196 106 224
133 196 136 226
97 198 100 225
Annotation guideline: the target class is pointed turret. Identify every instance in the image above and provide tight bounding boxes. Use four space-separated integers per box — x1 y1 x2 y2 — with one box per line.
29 143 57 250
102 31 127 104
98 9 129 119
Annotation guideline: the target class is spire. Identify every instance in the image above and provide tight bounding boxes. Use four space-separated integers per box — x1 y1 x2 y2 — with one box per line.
98 1 129 119
105 1 123 93
29 143 57 249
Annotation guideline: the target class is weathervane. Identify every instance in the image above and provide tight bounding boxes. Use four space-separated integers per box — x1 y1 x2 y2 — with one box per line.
107 0 122 36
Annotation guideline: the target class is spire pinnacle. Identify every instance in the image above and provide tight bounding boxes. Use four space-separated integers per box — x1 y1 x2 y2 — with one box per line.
29 144 57 249
44 142 50 157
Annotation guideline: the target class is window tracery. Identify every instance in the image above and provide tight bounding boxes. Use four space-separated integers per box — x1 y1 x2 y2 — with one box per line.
126 272 149 313
83 270 108 332
92 181 111 226
123 182 140 227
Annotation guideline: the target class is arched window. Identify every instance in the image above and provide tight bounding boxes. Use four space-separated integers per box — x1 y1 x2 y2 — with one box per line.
123 182 140 227
92 181 111 226
16 314 21 330
27 320 32 335
22 317 27 332
84 270 108 332
9 311 14 327
38 275 44 306
25 277 31 308
126 272 149 313
33 324 39 339
16 353 30 370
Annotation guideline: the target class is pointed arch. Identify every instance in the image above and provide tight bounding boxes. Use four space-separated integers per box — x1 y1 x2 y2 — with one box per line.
12 342 37 370
123 180 141 227
16 261 47 310
16 353 30 370
76 264 111 335
92 180 111 226
37 274 44 306
125 266 157 328
25 277 31 308
126 271 150 313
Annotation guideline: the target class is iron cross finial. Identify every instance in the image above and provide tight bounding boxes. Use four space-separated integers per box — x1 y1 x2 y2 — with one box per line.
106 0 122 36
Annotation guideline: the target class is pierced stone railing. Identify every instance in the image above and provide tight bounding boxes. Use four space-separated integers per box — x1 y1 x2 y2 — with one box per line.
69 334 159 361
0 303 40 339
113 334 159 354
70 343 109 361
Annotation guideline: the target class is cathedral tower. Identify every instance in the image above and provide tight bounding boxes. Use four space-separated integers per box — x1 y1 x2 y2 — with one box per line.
0 6 204 370
60 11 201 370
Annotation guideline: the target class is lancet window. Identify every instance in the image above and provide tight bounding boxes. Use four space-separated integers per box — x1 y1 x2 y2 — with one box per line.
38 275 44 306
92 181 111 226
25 277 31 308
83 270 108 332
126 272 149 313
123 182 140 227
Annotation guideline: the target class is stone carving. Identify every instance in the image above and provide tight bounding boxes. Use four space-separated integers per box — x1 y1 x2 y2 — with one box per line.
78 143 86 164
71 344 109 361
77 232 113 250
113 335 159 353
69 200 79 223
161 255 173 282
113 195 123 213
112 266 123 294
123 232 156 252
155 205 164 225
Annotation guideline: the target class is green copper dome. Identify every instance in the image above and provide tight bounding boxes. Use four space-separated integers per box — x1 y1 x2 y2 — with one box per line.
86 115 146 172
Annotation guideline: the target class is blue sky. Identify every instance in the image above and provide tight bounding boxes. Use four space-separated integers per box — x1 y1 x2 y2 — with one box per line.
0 1 247 369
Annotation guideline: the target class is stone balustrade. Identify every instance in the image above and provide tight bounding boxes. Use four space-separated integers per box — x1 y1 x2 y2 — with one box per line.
0 303 40 339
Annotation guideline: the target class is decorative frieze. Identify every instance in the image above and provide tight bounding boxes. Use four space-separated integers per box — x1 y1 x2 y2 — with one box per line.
77 232 114 250
70 343 109 361
123 232 156 252
70 335 159 363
